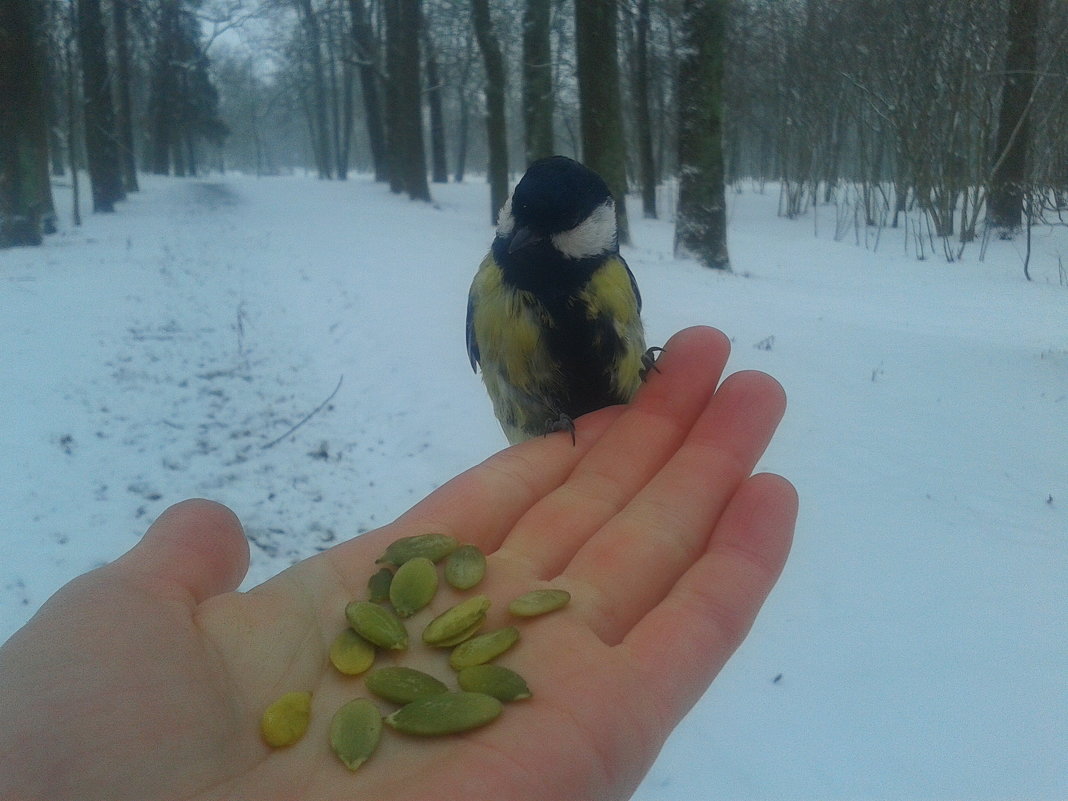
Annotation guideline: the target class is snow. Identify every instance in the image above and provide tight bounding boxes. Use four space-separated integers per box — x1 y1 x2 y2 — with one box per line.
2 172 1066 799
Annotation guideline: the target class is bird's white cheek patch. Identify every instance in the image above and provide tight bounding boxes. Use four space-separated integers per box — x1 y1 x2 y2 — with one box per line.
551 201 617 259
495 197 515 237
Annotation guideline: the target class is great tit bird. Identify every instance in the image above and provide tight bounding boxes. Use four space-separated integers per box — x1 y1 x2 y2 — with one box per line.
466 155 653 445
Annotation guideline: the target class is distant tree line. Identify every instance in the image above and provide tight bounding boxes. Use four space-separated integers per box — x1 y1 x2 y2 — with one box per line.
1 0 229 246
3 0 1064 270
725 0 1060 256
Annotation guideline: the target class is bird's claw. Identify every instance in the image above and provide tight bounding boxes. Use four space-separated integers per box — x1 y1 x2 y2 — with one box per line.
639 346 665 382
544 414 577 446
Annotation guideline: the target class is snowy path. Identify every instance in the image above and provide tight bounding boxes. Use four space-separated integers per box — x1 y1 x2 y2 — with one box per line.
1 175 501 613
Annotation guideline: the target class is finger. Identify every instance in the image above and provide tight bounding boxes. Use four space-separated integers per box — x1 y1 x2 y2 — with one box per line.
564 370 787 644
323 403 623 586
500 326 731 577
113 499 250 605
623 472 797 719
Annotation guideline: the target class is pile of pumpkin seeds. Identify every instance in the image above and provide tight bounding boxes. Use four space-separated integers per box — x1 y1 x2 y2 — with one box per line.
258 533 570 771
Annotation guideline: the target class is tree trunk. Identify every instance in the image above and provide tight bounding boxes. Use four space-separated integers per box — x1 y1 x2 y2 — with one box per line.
453 31 476 183
634 0 657 218
112 0 138 192
42 0 66 180
384 0 404 193
384 0 430 200
296 0 332 179
674 0 730 270
989 0 1040 231
454 99 469 182
348 0 388 182
186 133 197 177
324 15 345 180
575 0 630 245
65 1 82 227
78 0 125 212
0 0 55 246
522 0 553 164
424 28 449 183
149 0 178 174
471 0 508 223
454 71 470 182
339 14 355 180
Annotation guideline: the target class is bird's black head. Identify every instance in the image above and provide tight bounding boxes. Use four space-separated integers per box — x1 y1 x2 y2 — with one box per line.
495 156 618 262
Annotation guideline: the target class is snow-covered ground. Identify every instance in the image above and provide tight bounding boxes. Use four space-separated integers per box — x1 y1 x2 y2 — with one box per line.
2 172 1065 799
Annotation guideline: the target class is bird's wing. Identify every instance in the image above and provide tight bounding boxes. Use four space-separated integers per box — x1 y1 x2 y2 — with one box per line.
465 287 480 373
620 253 642 314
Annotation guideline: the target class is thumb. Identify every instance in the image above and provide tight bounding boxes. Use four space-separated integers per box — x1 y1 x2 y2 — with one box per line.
114 499 250 604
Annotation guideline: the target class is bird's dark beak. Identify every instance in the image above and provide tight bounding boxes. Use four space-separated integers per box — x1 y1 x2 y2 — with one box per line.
508 226 543 254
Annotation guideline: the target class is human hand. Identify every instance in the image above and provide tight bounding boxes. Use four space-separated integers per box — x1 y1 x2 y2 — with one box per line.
0 326 796 801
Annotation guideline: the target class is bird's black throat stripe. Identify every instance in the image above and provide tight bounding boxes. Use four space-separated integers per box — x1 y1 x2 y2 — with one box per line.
495 238 630 420
492 236 603 296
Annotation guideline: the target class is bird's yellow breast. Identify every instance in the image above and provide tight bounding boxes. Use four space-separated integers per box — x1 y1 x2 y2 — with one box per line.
579 257 645 398
469 255 560 394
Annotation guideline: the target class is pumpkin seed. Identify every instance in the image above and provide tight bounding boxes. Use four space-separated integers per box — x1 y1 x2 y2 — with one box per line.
365 666 449 705
508 588 571 618
422 595 491 647
428 618 484 647
389 556 438 618
448 626 520 670
457 664 532 701
443 544 486 590
260 690 312 748
384 691 502 736
329 628 376 676
329 698 382 771
345 600 408 650
367 567 394 604
376 533 459 566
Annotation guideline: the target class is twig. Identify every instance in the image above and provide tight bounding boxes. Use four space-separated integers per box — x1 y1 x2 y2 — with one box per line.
262 375 344 450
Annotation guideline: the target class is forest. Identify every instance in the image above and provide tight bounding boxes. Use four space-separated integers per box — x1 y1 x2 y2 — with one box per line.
1 0 1065 269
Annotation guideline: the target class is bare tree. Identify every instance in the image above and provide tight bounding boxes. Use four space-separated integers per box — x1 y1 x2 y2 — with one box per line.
452 26 477 183
385 0 430 200
78 0 125 211
470 0 508 222
0 0 56 246
989 0 1042 231
424 24 449 183
294 0 333 178
633 0 657 218
522 0 553 164
348 0 388 181
674 0 729 269
112 0 139 192
575 0 629 245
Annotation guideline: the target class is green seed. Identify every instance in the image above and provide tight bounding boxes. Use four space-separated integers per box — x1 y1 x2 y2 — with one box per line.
508 588 571 618
376 533 459 566
443 544 487 590
389 556 438 618
365 666 449 705
367 567 394 603
457 664 532 702
345 600 408 650
260 691 312 748
329 628 376 676
427 618 484 647
422 595 491 647
329 698 382 771
384 691 503 736
449 626 520 670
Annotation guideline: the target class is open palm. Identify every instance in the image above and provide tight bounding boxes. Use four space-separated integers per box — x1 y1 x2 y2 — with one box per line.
0 327 796 801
